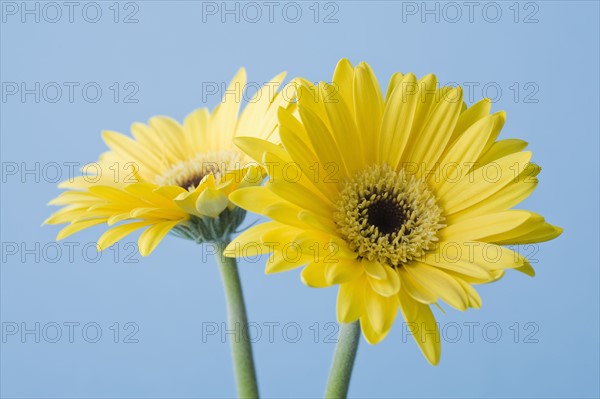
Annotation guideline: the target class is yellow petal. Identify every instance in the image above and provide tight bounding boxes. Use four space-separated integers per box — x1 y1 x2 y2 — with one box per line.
337 277 366 324
490 223 563 245
454 277 482 309
154 185 187 198
183 107 211 153
437 241 525 271
406 87 463 174
382 70 401 97
195 187 231 218
130 122 167 160
442 151 533 215
229 186 285 213
224 222 284 258
48 190 97 206
107 212 135 226
398 268 438 304
278 108 339 199
233 136 276 165
447 162 540 222
450 98 492 143
56 219 106 240
297 210 338 234
97 221 154 251
297 97 349 179
236 71 287 138
332 58 355 108
433 114 499 194
398 289 441 365
354 62 384 165
301 262 330 288
515 261 536 277
89 185 140 204
325 258 363 285
264 250 309 274
362 258 386 280
359 315 382 345
478 138 529 165
380 73 419 167
409 74 438 139
405 263 469 311
44 205 89 225
365 288 398 335
267 179 333 219
137 220 180 256
173 174 216 216
368 265 401 297
440 210 533 242
148 116 188 161
126 183 178 209
211 67 246 149
323 81 364 173
101 130 162 179
421 245 492 279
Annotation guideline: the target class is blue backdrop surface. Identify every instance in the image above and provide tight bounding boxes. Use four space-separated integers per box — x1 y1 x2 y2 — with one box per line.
1 1 598 398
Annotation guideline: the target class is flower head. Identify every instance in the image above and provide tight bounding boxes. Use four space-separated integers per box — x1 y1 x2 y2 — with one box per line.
225 59 562 364
45 69 295 255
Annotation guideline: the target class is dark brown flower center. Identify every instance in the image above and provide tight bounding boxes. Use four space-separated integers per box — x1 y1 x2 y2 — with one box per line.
366 197 408 235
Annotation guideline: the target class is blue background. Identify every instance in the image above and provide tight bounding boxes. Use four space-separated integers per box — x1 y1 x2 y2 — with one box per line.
1 1 598 398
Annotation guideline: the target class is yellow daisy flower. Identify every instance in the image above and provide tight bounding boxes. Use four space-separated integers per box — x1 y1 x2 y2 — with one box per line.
225 59 562 365
46 68 295 255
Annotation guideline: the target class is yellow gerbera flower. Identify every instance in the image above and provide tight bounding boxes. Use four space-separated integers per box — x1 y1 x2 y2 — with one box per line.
46 68 294 255
225 59 562 365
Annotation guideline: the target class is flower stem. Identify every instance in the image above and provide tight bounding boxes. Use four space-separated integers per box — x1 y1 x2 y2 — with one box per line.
324 321 361 398
214 240 259 398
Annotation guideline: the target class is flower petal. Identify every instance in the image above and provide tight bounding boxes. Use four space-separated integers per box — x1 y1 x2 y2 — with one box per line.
137 220 180 256
405 263 469 311
368 265 401 297
301 262 330 288
362 258 386 280
325 258 363 285
365 288 399 335
337 277 366 324
398 289 441 365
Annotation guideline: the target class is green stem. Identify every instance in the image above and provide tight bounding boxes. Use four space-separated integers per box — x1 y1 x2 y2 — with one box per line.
214 240 259 398
324 321 361 398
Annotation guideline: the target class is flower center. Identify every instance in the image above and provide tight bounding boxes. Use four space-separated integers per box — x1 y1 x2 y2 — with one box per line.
154 150 244 190
334 164 445 267
366 197 407 235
